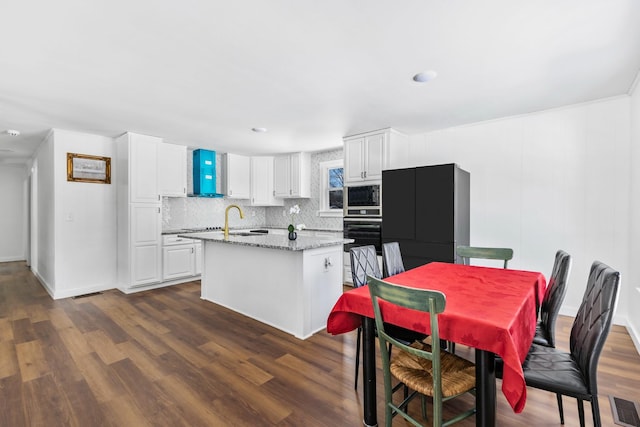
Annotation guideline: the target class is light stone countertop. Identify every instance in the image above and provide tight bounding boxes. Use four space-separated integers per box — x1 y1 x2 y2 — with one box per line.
163 227 343 235
179 230 352 251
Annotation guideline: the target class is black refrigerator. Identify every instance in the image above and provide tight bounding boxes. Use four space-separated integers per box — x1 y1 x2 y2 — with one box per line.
382 163 470 270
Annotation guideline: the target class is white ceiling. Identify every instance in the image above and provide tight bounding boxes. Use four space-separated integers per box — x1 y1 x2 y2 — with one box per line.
1 0 639 164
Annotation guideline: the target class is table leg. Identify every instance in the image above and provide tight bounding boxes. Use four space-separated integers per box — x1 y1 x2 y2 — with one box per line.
362 316 378 426
476 349 496 427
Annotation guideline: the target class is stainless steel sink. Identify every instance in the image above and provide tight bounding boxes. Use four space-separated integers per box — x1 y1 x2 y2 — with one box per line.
228 229 269 236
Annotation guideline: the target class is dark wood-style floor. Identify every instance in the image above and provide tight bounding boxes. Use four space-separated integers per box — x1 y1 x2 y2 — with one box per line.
1 261 639 426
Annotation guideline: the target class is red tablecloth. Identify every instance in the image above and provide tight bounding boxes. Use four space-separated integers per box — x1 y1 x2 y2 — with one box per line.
327 262 546 413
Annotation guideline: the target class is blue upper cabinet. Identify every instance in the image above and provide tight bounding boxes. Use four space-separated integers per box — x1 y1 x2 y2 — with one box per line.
193 149 223 197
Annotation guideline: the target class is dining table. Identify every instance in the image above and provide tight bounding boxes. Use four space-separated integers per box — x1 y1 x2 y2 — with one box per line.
326 262 546 427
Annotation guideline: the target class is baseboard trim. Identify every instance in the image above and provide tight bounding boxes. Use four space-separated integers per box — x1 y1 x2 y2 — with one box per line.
53 283 116 299
0 256 26 263
32 270 55 299
627 320 640 358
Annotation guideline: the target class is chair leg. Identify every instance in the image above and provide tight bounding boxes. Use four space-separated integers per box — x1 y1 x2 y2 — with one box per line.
421 395 428 421
556 393 564 424
591 396 601 427
355 327 361 390
577 399 585 427
447 340 455 353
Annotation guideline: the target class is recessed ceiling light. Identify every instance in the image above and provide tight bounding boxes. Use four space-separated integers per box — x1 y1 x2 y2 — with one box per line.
252 127 267 133
412 71 438 83
5 129 20 136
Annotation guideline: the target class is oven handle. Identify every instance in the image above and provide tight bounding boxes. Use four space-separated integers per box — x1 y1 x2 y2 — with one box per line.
345 225 381 230
343 217 382 222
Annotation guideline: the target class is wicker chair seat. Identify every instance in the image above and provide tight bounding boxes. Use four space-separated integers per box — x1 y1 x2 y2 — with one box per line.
390 342 476 398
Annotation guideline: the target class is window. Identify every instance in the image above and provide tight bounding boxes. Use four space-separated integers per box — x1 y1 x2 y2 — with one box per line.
319 159 343 217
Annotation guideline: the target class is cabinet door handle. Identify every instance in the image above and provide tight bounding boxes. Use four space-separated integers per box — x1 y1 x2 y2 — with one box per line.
157 207 160 213
157 195 160 201
364 171 367 178
191 247 194 253
290 189 292 195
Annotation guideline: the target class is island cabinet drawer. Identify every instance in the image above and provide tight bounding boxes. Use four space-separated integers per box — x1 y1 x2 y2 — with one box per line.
162 235 196 246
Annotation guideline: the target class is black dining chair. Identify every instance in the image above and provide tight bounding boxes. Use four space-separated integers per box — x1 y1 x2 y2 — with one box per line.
495 250 572 403
533 250 572 347
522 260 620 427
350 245 426 390
382 242 405 278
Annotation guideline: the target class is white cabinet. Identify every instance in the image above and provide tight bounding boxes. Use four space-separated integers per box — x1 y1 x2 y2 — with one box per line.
194 242 202 275
250 156 283 206
344 133 383 183
343 252 353 284
127 133 161 203
132 204 162 286
162 235 201 281
343 128 408 184
273 152 311 198
158 143 187 197
223 153 251 199
163 245 195 280
117 132 162 289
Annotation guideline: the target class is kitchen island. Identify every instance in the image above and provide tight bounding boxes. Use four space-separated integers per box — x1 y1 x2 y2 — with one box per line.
182 230 352 339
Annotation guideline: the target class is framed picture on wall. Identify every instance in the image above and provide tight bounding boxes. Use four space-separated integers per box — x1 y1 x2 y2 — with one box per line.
67 153 111 184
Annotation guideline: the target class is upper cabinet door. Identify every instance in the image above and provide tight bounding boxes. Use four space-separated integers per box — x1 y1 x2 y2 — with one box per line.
290 152 303 197
344 137 366 183
273 153 311 198
158 143 187 197
344 129 408 184
251 156 283 206
224 153 251 199
273 155 291 198
129 133 161 203
363 133 384 181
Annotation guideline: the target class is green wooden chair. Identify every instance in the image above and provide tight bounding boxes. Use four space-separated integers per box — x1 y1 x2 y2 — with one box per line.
367 276 476 427
451 245 514 353
456 245 514 269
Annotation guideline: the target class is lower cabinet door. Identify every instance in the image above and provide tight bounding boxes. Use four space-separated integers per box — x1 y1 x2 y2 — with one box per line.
133 244 161 286
163 245 195 280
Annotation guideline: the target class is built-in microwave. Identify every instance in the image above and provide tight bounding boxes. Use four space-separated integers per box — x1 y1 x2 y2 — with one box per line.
344 183 381 217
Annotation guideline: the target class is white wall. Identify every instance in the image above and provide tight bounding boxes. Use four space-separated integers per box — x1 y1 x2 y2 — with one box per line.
29 129 117 298
52 129 117 298
33 131 55 290
407 96 631 325
628 75 640 349
0 164 27 261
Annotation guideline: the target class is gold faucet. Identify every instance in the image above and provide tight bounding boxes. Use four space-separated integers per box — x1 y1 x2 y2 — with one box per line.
223 204 245 238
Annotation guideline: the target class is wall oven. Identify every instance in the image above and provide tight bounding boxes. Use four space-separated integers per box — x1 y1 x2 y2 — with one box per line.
343 217 382 255
344 183 381 217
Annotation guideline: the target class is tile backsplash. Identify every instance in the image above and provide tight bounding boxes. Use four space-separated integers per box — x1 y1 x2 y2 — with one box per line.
162 148 343 232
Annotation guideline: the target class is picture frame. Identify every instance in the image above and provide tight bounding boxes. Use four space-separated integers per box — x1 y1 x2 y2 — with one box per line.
67 153 111 184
